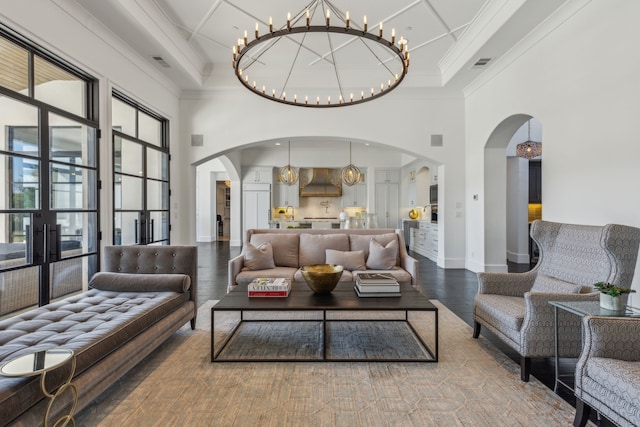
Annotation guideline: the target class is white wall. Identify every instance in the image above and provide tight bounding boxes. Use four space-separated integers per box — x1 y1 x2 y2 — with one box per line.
181 88 467 265
0 0 187 244
465 0 640 287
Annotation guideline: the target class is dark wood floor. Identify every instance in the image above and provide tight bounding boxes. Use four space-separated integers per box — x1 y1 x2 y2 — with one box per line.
197 241 611 426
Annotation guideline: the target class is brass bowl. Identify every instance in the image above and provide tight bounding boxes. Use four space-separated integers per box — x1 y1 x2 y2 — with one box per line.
301 264 344 294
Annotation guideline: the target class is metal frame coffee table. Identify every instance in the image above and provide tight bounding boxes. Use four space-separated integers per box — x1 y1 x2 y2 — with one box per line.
211 281 438 362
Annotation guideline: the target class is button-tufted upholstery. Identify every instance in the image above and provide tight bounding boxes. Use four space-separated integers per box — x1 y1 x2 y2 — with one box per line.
0 245 197 426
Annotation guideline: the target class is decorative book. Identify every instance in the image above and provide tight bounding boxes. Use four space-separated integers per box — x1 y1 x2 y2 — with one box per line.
355 273 397 284
248 278 291 297
354 286 401 298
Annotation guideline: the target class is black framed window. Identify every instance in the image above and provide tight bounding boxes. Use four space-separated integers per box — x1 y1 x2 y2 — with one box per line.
112 92 170 245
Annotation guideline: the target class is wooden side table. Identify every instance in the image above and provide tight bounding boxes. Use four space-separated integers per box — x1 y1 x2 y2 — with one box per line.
0 348 77 427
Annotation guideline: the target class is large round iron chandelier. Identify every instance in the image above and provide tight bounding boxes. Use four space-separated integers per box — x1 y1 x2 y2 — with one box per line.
232 0 410 108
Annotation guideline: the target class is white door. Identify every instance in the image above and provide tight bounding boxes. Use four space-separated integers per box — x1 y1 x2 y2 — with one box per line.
243 184 271 238
375 183 400 229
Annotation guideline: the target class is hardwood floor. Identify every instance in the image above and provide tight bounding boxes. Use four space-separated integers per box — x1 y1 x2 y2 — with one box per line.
197 241 611 426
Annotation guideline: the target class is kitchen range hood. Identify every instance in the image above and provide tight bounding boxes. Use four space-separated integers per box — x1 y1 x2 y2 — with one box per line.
299 168 342 197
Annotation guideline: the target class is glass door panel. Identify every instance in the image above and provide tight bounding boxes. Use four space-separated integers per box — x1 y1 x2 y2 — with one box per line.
0 266 40 317
50 165 96 210
114 136 143 176
1 153 40 210
114 212 143 245
114 175 143 210
149 211 169 242
56 212 97 256
146 147 167 180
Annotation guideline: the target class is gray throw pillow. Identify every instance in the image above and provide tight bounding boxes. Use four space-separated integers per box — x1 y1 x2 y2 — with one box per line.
530 275 583 293
89 272 191 293
325 249 366 271
366 238 398 270
243 241 276 270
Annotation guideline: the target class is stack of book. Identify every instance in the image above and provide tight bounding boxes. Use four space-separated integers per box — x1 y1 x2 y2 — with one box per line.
354 273 401 297
247 277 291 297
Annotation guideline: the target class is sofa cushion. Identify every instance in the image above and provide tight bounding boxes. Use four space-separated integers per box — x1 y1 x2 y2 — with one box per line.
250 233 299 267
89 272 191 293
236 267 297 285
531 275 583 294
243 241 276 271
299 234 349 266
349 233 397 260
366 238 398 270
325 249 366 271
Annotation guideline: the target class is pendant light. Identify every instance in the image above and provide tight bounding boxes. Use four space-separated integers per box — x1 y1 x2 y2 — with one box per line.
341 141 361 186
516 120 542 160
278 141 299 185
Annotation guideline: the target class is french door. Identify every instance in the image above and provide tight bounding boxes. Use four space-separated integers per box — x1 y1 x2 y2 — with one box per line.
0 98 99 317
112 93 169 246
0 27 99 318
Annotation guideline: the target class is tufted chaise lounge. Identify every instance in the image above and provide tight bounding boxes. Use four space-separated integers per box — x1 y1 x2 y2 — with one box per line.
0 245 197 426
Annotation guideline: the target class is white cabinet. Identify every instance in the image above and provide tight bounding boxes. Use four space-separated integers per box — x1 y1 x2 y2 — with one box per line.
342 182 367 207
375 182 399 229
242 167 273 184
411 221 438 261
375 169 399 183
243 183 271 237
407 176 417 207
273 182 300 208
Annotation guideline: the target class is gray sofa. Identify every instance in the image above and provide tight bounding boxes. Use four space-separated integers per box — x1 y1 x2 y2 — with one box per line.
574 316 640 427
473 220 640 381
0 245 197 426
229 228 419 291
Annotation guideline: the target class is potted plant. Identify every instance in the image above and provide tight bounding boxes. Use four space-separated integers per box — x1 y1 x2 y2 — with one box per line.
594 281 636 311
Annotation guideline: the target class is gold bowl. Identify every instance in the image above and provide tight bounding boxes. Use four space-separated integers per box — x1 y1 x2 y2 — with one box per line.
301 264 344 294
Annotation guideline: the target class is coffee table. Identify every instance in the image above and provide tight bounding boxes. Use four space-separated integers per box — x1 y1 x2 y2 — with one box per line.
211 281 438 362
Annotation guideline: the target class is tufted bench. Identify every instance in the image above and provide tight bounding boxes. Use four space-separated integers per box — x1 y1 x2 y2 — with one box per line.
0 245 197 426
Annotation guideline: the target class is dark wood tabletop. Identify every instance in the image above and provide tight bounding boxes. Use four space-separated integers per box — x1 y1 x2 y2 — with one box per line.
213 281 436 311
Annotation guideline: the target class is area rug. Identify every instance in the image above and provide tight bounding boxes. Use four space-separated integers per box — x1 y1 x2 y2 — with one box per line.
75 300 591 426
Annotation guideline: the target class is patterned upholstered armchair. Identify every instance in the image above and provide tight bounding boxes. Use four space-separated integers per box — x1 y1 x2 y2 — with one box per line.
574 316 640 427
473 220 640 381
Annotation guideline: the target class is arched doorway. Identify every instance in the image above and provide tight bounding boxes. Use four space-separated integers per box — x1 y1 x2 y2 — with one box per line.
483 114 542 272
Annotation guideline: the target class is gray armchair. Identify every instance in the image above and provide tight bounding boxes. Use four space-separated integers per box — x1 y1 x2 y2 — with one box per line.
574 316 640 427
473 220 640 381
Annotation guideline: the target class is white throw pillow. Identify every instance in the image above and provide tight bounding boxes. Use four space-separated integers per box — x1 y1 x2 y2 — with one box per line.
366 238 398 270
243 241 276 270
325 249 366 271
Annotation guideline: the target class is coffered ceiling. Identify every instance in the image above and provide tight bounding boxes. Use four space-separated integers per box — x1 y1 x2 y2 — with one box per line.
73 0 567 92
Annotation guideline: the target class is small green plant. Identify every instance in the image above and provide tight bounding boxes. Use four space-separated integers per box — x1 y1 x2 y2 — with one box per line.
594 282 636 297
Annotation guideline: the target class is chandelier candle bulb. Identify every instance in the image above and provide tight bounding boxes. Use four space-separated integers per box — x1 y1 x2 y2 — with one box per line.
326 10 330 26
253 81 256 89
272 89 275 97
316 96 320 105
287 13 291 29
350 93 354 102
339 95 343 104
392 28 395 44
244 30 248 45
346 11 350 28
269 16 273 32
379 22 383 38
255 22 259 38
294 94 297 103
361 91 364 100
283 92 286 101
363 16 368 32
262 85 265 94
306 9 310 27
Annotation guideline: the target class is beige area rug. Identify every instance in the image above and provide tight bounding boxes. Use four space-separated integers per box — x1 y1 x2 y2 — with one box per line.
75 300 592 426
